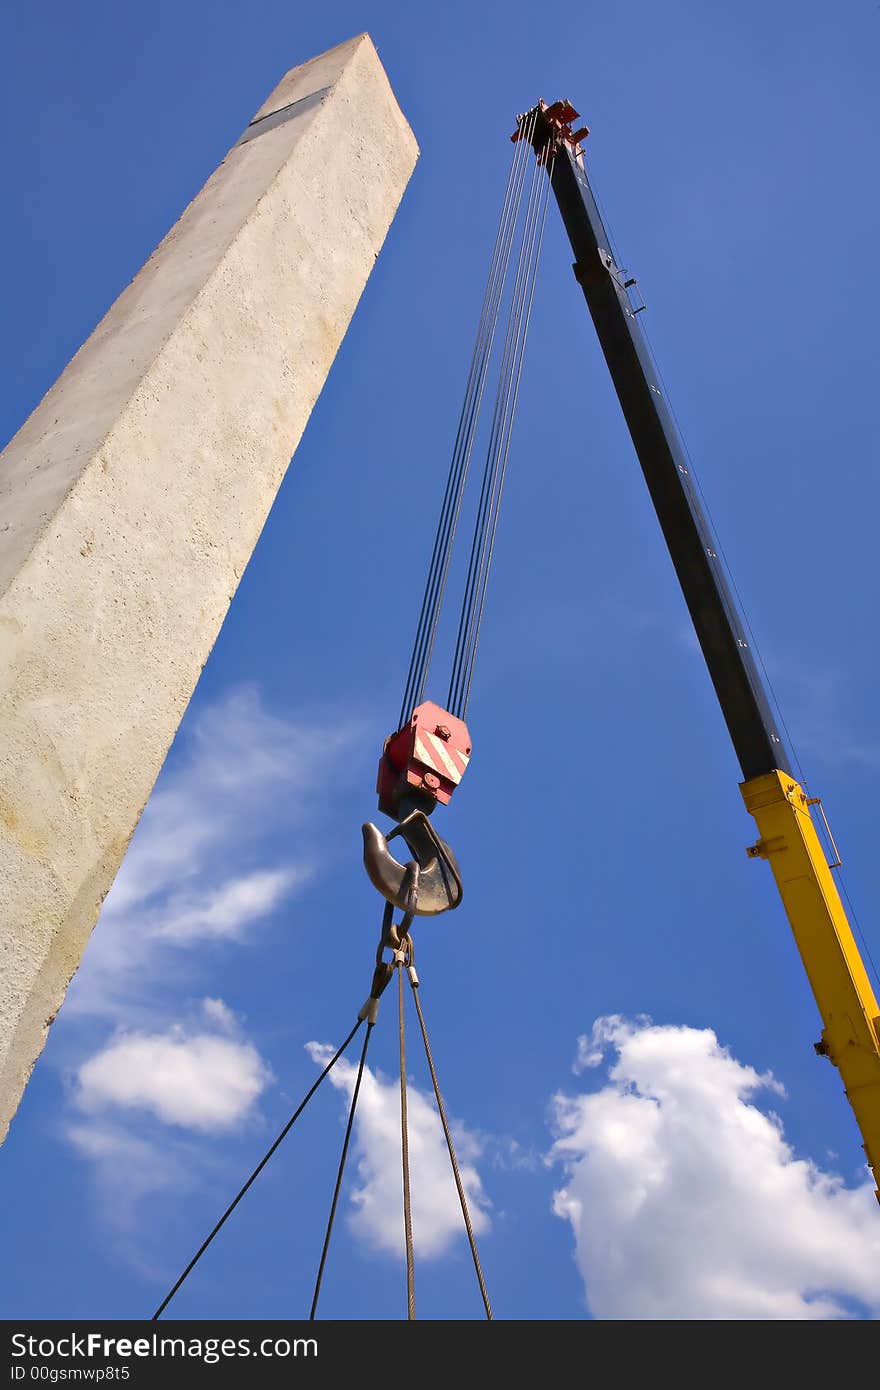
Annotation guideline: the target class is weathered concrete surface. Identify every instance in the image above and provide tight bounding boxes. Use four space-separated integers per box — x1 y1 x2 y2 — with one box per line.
0 34 418 1139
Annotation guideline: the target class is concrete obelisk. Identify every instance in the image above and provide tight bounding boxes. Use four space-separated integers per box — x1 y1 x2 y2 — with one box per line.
0 35 418 1138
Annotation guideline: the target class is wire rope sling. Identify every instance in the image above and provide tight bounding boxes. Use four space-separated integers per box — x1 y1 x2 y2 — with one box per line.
153 109 555 1323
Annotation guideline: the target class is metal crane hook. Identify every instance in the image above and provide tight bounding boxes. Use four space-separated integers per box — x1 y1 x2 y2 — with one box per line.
362 810 463 916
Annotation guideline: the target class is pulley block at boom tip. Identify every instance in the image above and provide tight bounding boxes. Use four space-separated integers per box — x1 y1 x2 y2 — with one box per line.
511 99 589 154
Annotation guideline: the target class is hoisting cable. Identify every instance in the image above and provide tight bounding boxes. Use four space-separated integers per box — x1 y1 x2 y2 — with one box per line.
447 141 556 719
398 108 540 727
309 882 420 1318
397 951 416 1319
151 1017 364 1320
156 116 554 1323
447 139 546 717
459 146 557 717
405 945 493 1321
309 1021 375 1320
400 110 535 724
361 124 554 1318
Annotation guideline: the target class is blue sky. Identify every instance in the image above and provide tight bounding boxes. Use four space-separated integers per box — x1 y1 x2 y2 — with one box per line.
2 0 880 1321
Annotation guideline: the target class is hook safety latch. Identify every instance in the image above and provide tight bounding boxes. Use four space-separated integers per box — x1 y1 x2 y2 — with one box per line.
362 810 463 916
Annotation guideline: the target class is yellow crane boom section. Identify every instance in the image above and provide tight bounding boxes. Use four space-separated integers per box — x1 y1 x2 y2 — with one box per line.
743 771 880 1197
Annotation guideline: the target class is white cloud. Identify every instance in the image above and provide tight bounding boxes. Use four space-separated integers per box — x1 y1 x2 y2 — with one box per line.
201 997 239 1033
100 689 331 921
781 664 880 772
53 686 362 1272
154 868 301 943
65 1122 191 1252
76 1028 271 1132
63 1119 223 1279
307 1042 491 1259
67 687 353 1019
488 1135 541 1173
550 1015 880 1320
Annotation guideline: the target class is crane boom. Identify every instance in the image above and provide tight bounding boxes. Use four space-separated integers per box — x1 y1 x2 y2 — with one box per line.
522 101 880 1198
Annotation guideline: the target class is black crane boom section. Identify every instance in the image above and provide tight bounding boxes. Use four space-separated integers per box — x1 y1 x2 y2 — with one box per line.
529 109 789 781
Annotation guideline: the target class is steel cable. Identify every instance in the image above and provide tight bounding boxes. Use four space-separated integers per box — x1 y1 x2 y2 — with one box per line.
454 150 545 710
399 111 539 725
405 117 534 719
151 1018 363 1321
447 150 543 713
460 151 556 716
309 1022 374 1320
448 139 552 717
399 135 523 724
398 962 416 1318
408 979 493 1320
